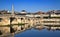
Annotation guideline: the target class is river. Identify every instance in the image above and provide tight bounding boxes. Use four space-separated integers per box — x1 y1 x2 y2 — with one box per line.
15 28 60 37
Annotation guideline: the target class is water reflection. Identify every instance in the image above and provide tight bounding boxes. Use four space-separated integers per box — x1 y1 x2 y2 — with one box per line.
0 25 60 37
15 26 60 37
35 26 60 31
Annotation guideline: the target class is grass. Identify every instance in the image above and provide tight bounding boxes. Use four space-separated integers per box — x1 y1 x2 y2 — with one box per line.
0 23 25 27
18 23 25 26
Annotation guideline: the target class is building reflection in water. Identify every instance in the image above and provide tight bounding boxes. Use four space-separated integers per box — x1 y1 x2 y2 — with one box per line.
34 26 60 31
0 24 60 36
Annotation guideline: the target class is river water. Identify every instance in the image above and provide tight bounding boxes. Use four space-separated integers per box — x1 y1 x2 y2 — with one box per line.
15 28 60 37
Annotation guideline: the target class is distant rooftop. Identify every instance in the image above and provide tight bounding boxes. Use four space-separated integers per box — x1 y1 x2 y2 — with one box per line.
0 10 60 15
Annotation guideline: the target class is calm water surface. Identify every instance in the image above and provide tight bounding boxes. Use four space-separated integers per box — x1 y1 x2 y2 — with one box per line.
15 28 60 37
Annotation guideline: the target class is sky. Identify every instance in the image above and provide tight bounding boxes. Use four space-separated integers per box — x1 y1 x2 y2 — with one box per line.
0 0 60 12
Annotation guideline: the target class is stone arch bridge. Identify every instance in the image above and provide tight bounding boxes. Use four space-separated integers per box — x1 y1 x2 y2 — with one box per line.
0 14 41 26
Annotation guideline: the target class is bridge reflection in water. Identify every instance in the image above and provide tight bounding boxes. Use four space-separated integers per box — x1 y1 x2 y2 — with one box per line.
0 24 60 37
15 27 60 37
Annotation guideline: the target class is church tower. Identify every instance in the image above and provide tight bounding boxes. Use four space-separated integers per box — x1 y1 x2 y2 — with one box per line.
12 4 15 16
